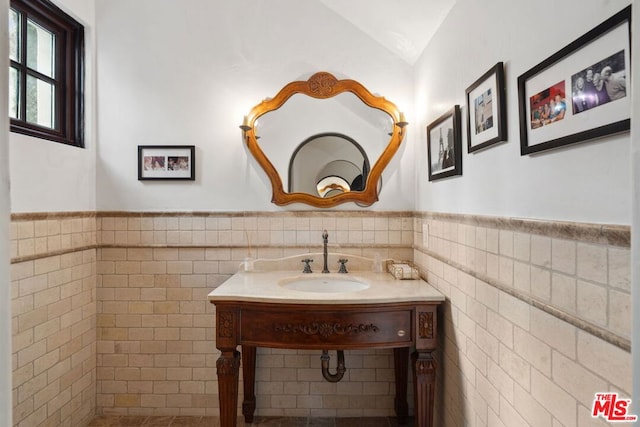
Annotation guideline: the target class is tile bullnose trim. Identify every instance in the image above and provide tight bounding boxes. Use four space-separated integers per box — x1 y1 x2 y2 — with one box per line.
11 210 97 221
416 211 630 247
98 243 409 250
96 210 414 218
11 245 98 264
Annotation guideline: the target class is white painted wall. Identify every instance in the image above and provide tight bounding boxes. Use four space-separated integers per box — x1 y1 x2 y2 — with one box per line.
94 0 415 211
0 0 12 422
9 0 96 213
414 0 632 224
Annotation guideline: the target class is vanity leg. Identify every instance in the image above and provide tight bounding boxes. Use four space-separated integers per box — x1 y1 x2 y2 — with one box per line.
242 345 257 423
393 347 409 422
412 350 436 427
216 350 240 427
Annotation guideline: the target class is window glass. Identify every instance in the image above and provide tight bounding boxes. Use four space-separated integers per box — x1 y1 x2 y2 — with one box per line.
26 18 55 78
26 74 54 128
9 9 19 62
9 67 19 119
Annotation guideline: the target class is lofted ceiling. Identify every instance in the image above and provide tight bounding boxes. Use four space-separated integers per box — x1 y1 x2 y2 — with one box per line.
319 0 457 65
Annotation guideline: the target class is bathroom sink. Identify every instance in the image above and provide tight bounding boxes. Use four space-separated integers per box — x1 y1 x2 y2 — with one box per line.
279 276 370 293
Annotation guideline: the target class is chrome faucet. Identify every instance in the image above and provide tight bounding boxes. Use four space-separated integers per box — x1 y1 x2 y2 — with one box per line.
322 230 329 273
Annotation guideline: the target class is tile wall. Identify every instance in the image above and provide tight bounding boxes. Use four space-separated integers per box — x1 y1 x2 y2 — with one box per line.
94 212 414 418
413 213 631 427
11 213 97 427
9 211 632 425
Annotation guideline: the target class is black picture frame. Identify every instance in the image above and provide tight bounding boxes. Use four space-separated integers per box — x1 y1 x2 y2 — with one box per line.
518 6 631 155
465 62 507 153
427 105 462 181
138 145 196 180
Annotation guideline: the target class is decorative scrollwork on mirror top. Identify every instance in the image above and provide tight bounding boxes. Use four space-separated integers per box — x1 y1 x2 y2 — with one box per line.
240 72 408 208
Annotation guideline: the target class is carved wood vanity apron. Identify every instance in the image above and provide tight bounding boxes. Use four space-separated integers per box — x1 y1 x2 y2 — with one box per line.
212 300 440 427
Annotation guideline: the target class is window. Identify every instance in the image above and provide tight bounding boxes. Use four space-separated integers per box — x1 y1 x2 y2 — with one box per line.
9 0 84 147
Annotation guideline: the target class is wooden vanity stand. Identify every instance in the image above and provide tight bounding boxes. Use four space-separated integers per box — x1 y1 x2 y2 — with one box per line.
212 300 441 427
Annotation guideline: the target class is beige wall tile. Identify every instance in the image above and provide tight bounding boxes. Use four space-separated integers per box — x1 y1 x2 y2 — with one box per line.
498 257 514 287
499 293 529 331
486 253 499 281
513 261 531 294
608 247 630 292
552 350 607 408
551 239 576 275
414 213 629 426
486 229 499 254
513 327 550 376
531 369 577 426
17 221 35 239
551 273 576 314
530 235 551 268
11 212 630 420
513 383 552 426
498 230 513 257
487 311 513 348
608 289 631 339
11 247 96 426
499 344 530 390
576 281 607 326
577 243 607 285
530 266 551 302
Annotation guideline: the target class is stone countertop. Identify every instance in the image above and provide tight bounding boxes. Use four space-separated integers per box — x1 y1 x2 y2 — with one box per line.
208 270 445 305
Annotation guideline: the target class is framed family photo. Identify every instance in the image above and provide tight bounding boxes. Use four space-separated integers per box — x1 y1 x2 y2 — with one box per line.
518 6 630 155
465 62 507 152
138 145 196 180
427 105 462 181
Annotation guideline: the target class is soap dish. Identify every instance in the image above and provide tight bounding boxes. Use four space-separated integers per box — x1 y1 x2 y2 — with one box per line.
387 261 419 280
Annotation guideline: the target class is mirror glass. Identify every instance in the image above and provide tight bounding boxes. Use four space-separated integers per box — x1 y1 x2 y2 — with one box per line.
257 92 392 197
241 72 406 207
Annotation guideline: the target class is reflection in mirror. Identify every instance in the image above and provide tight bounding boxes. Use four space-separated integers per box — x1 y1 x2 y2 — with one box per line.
289 133 370 197
258 92 391 194
240 72 407 207
317 175 351 198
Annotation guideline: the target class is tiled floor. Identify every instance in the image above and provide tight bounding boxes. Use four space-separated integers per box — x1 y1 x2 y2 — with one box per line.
87 416 415 426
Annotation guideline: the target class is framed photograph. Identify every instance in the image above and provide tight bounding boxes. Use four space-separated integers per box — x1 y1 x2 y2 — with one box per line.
466 62 507 152
518 6 630 155
427 105 462 181
138 145 196 180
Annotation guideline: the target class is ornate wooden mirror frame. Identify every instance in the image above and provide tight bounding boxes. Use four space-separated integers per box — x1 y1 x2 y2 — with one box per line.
240 72 408 208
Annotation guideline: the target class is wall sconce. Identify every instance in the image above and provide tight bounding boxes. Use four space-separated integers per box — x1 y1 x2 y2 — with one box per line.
240 117 261 139
396 112 409 129
389 112 408 136
240 116 252 132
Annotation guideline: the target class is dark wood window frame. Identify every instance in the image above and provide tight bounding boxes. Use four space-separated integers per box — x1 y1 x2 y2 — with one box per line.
10 0 84 147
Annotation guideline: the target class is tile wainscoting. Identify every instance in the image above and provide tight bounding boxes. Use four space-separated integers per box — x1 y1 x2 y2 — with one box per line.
10 211 631 426
93 211 413 418
413 212 631 426
10 212 97 427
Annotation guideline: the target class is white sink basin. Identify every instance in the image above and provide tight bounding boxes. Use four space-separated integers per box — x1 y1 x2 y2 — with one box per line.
279 276 369 293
